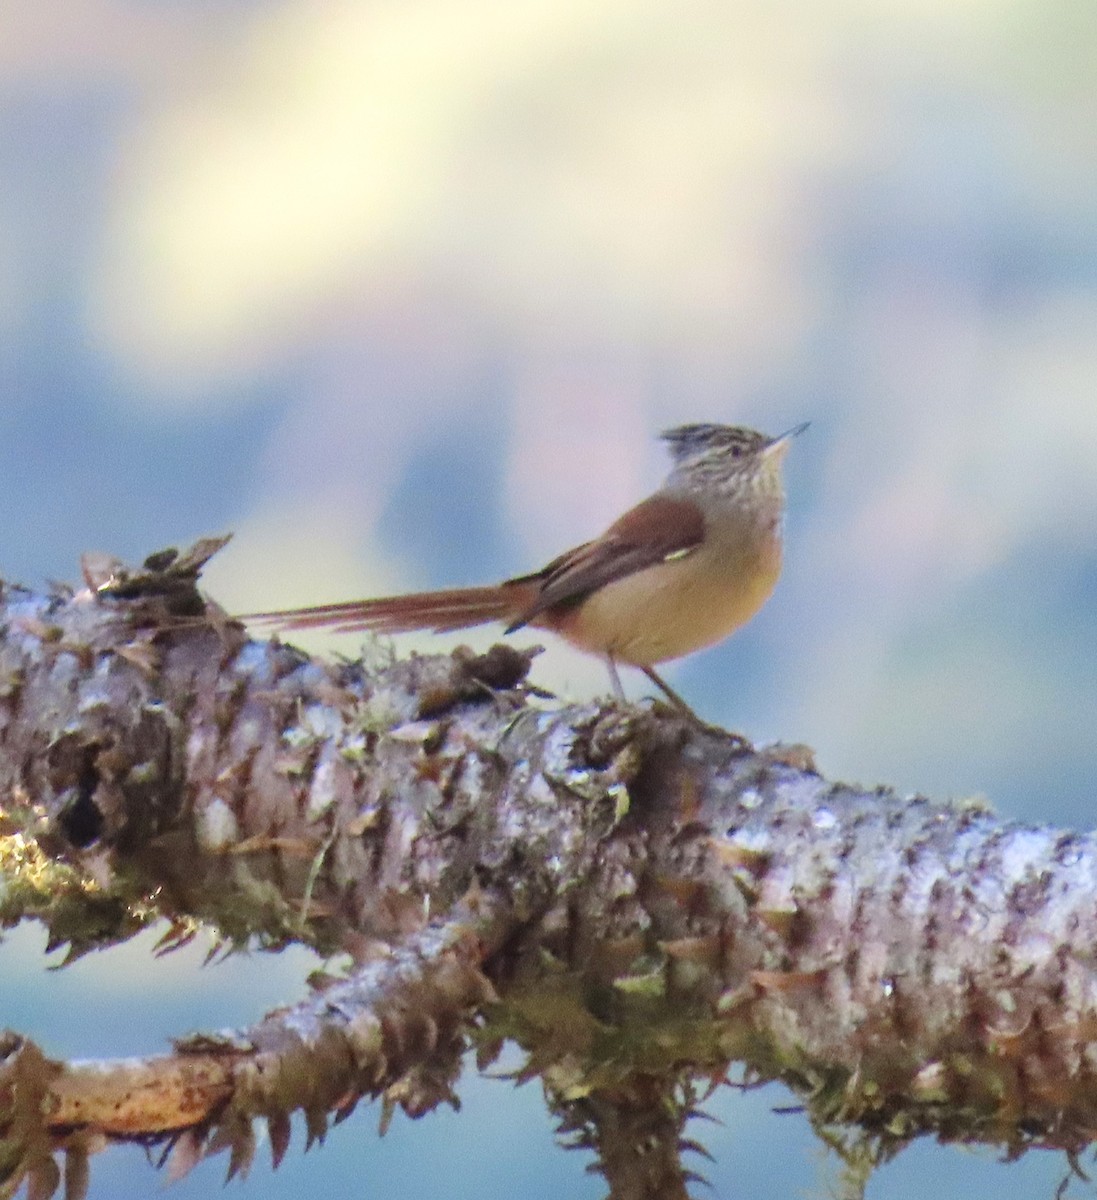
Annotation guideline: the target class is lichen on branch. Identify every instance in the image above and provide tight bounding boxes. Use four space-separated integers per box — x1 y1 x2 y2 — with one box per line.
1 540 1097 1199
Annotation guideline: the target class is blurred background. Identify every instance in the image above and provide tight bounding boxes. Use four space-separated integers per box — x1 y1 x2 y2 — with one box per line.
2 0 1097 1195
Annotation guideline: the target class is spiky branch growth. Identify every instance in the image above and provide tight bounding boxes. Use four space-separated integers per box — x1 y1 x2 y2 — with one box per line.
1 541 1097 1199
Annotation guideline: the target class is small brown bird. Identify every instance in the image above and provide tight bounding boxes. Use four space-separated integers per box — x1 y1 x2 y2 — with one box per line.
242 421 807 711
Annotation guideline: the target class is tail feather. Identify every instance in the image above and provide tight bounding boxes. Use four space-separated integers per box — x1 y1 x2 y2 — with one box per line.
240 585 522 635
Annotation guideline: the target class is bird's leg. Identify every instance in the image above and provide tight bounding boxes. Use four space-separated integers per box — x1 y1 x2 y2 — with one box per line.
607 661 739 738
638 665 697 716
605 655 626 701
638 666 744 741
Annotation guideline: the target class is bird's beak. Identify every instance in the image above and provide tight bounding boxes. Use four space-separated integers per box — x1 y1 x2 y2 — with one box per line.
763 421 810 461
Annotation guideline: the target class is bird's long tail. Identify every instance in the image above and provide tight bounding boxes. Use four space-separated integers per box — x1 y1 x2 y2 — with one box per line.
239 584 528 635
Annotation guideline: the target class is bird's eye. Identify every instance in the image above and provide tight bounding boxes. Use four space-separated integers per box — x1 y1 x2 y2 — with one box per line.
730 444 742 457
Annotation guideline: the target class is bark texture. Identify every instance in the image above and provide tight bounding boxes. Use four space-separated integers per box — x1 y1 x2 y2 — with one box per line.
0 542 1096 1198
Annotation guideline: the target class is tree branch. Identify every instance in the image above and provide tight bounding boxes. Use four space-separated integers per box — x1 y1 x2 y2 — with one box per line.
2 542 1096 1197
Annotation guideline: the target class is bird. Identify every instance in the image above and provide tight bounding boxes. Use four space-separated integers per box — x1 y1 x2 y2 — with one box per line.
241 421 807 714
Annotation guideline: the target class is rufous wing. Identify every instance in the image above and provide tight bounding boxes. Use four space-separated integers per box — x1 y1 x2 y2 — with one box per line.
505 492 704 632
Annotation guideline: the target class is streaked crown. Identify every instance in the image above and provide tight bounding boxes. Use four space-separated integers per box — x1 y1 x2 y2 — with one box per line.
660 424 770 467
660 421 808 498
